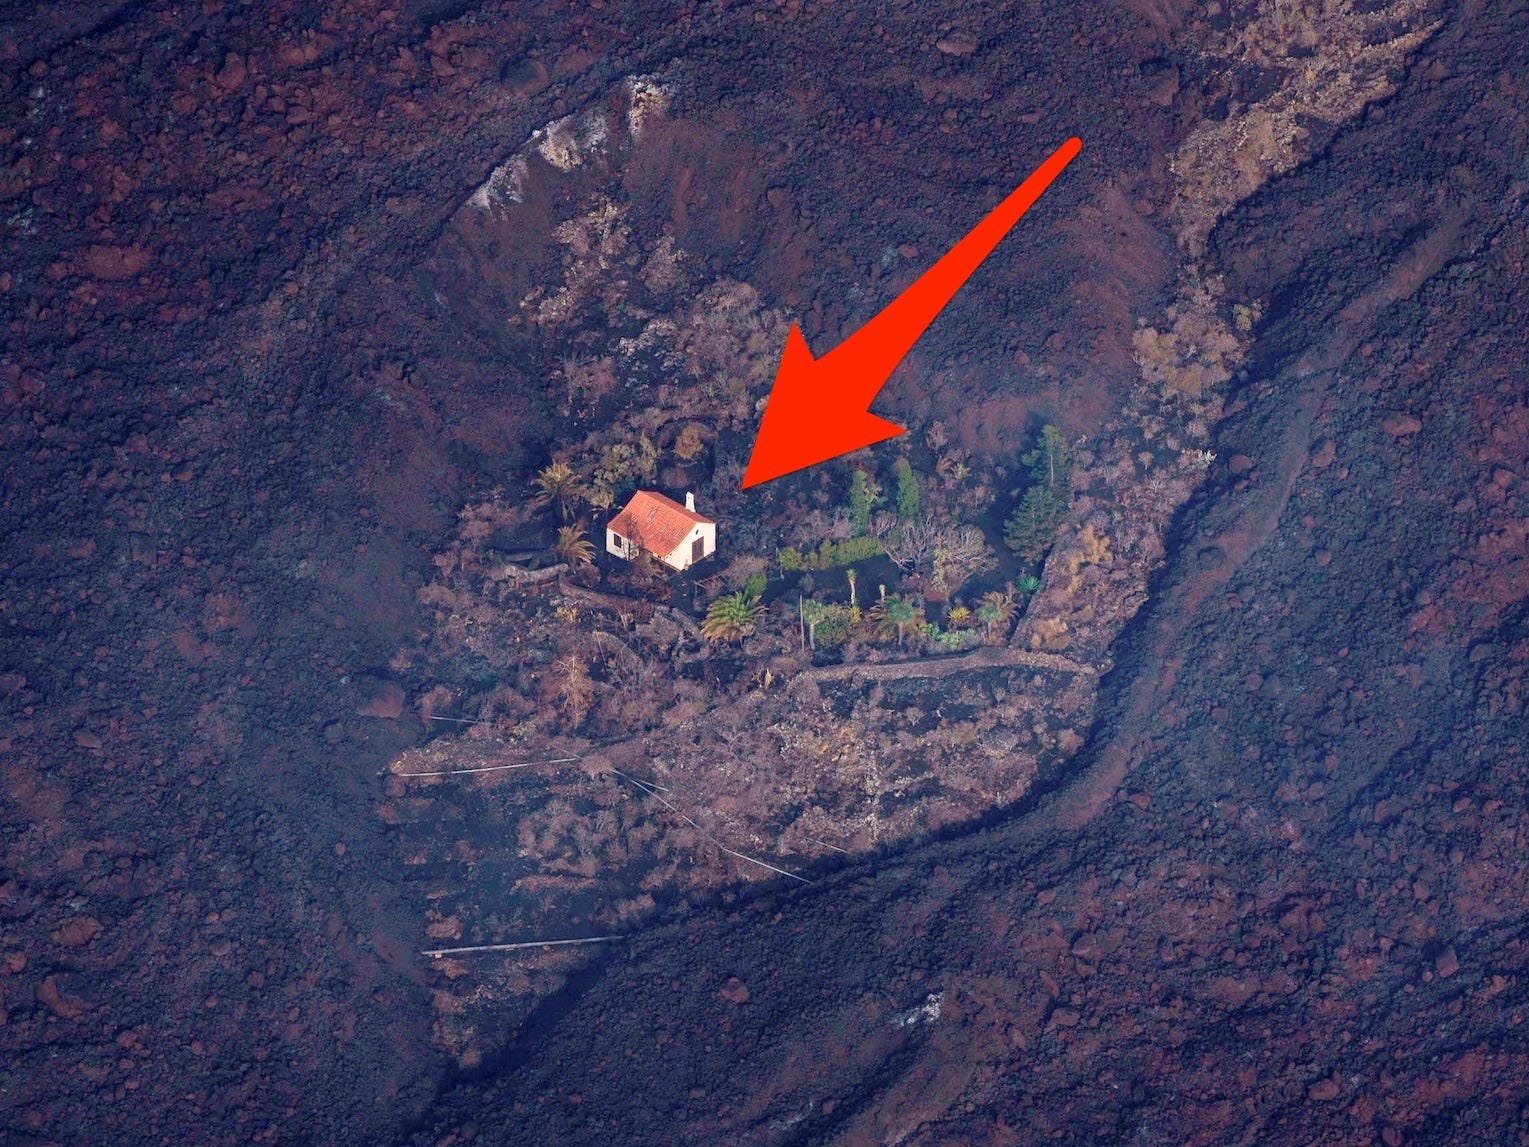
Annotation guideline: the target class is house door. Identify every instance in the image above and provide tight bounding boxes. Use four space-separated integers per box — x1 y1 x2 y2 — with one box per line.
691 535 706 566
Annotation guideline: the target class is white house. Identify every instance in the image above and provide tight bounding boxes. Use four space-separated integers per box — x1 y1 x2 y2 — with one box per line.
606 490 716 572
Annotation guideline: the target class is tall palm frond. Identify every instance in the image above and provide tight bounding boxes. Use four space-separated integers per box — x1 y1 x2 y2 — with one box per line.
701 591 764 643
869 594 921 647
531 461 586 522
555 525 596 568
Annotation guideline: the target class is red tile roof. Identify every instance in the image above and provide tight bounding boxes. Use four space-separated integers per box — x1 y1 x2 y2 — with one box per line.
608 491 712 559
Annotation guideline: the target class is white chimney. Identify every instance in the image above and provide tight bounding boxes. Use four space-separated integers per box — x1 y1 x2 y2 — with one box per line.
685 491 696 513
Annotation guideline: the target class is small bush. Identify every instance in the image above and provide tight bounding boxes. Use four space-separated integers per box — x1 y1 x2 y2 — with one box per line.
815 603 861 648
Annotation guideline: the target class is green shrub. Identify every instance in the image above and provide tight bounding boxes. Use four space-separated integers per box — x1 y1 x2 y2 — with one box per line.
934 628 977 652
812 602 860 648
815 534 884 568
781 536 884 572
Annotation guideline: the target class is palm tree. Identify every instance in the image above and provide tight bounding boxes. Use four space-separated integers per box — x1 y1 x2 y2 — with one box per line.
870 594 921 648
701 591 764 643
800 598 830 652
976 590 1017 640
554 525 596 569
531 461 586 522
936 452 970 484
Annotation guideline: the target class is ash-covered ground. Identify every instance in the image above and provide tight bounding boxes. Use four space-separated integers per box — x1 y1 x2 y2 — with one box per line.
2 1 1525 1145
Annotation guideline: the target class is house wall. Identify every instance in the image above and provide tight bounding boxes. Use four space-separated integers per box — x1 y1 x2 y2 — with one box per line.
606 528 631 559
660 521 716 571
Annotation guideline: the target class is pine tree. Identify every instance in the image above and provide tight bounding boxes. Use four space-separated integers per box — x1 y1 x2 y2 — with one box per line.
1003 486 1067 562
1022 425 1070 490
1004 425 1072 562
848 469 882 534
894 457 920 519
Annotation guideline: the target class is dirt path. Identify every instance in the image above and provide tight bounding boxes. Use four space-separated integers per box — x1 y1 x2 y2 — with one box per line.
790 643 1095 687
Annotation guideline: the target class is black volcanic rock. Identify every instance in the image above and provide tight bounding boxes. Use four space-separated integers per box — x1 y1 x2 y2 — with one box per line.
3 1 1526 1145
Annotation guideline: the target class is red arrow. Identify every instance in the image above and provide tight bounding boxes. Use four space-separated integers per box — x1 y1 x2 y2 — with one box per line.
741 137 1082 489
